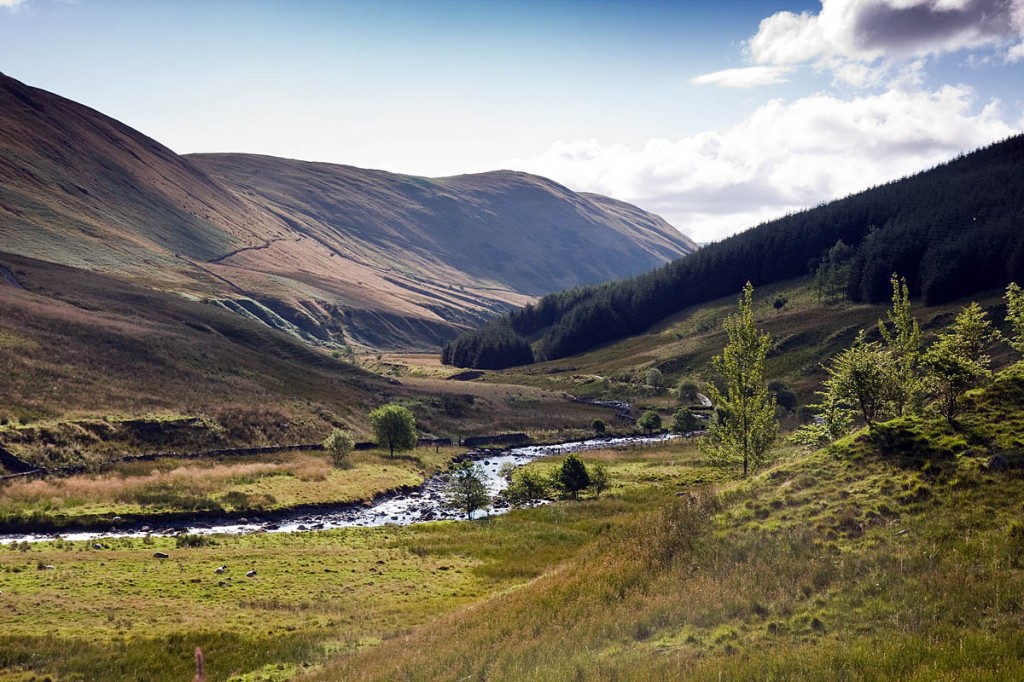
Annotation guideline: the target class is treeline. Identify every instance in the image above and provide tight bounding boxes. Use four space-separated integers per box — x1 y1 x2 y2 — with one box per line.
442 134 1024 368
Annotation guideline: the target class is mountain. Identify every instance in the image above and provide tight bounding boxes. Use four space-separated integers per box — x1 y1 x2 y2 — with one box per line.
0 72 694 350
445 134 1024 367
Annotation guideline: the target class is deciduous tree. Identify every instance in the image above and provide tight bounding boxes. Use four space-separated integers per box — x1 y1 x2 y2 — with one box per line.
443 462 491 519
702 283 778 477
637 410 662 435
369 403 417 456
322 428 354 466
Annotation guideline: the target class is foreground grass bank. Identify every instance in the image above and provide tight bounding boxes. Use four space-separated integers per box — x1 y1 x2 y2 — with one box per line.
2 364 1023 680
314 364 1024 680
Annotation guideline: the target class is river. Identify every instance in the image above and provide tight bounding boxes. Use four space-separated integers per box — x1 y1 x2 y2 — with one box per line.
0 433 681 545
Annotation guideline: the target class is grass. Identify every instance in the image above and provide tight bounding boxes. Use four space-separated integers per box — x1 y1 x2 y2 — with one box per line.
306 362 1024 681
0 450 683 681
4 364 1024 679
0 447 463 530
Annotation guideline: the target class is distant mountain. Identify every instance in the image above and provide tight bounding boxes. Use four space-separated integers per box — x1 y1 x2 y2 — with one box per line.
445 134 1024 368
0 72 694 350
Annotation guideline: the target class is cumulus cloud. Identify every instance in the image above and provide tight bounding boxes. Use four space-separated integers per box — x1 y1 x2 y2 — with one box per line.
0 0 29 7
694 0 1024 87
690 66 792 88
504 86 1016 243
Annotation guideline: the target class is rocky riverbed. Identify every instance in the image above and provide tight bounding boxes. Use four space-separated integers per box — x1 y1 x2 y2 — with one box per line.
0 434 680 544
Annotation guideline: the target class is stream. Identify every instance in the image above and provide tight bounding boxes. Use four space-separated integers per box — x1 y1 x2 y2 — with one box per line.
0 434 680 545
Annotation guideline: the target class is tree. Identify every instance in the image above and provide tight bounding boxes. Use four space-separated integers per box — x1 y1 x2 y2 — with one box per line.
322 428 354 466
1006 282 1024 354
878 274 922 415
820 333 898 428
591 418 606 435
369 403 418 456
645 367 664 389
443 462 491 519
671 407 702 434
789 389 854 447
637 410 662 435
555 453 591 499
676 379 699 403
702 283 779 477
501 467 550 507
589 463 610 498
921 302 996 423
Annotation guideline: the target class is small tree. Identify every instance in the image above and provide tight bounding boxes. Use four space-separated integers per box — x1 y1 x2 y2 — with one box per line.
322 428 354 466
637 410 662 434
676 379 699 403
820 333 897 428
1006 282 1024 354
671 407 702 434
591 418 606 435
369 403 418 456
589 462 610 498
878 274 922 415
502 467 550 507
645 368 664 389
443 462 491 519
921 302 996 423
702 283 779 477
555 453 590 499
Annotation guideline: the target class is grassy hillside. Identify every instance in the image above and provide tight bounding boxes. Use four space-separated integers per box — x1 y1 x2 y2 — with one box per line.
313 362 1024 681
0 253 611 473
3 361 1021 680
476 277 1018 415
0 71 693 351
445 134 1024 367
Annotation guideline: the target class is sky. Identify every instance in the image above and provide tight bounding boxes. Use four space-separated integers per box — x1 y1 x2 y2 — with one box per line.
1 0 1022 243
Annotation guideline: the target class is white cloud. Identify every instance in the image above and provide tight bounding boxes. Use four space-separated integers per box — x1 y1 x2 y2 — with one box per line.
504 86 1017 244
690 66 792 88
0 0 30 7
746 0 1024 84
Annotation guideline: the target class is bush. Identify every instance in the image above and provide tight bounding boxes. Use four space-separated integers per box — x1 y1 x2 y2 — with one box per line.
591 419 606 435
677 379 700 402
638 410 662 435
671 408 702 434
554 454 591 499
323 428 355 466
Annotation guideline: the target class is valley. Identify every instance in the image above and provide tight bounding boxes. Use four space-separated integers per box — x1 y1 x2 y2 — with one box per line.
1 63 1024 682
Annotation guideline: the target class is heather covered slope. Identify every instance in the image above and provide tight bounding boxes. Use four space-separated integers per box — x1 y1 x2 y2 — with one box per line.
0 72 693 350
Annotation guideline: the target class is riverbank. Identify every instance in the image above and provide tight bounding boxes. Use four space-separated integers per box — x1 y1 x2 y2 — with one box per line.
0 434 682 541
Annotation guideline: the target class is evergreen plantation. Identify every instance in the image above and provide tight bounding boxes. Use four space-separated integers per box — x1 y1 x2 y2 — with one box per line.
443 134 1024 369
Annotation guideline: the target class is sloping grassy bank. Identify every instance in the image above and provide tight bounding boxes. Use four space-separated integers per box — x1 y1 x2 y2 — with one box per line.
313 364 1024 680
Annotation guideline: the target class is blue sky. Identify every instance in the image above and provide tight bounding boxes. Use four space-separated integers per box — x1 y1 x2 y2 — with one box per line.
2 0 1022 242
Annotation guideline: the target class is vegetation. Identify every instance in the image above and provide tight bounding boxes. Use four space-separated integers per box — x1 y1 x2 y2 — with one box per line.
322 428 354 467
921 302 997 422
442 462 491 519
702 283 778 477
443 134 1024 368
368 404 418 457
637 410 662 434
554 453 591 499
671 407 701 434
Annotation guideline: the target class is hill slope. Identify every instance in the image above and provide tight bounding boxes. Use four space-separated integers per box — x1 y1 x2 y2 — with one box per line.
445 134 1024 366
0 71 694 350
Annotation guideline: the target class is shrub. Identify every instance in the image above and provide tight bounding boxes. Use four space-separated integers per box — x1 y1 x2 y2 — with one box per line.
323 428 355 466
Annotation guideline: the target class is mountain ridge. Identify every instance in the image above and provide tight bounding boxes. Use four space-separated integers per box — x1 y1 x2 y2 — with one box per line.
0 71 694 350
